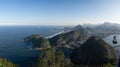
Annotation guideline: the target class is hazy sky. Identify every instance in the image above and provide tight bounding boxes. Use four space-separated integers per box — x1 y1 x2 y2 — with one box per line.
0 0 120 25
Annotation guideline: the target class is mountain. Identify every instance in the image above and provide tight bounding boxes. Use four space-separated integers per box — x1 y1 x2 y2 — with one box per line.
24 22 120 49
49 25 92 48
24 22 120 48
71 36 117 65
49 29 86 47
24 25 90 49
23 23 119 66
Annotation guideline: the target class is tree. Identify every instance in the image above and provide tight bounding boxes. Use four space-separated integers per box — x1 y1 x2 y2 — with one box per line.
0 58 19 67
36 48 72 67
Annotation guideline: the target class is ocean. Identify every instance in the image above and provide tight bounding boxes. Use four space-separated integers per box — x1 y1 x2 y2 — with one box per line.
0 26 63 67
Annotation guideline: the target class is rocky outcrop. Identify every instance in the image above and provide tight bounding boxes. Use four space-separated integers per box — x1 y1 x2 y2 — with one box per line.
24 34 51 49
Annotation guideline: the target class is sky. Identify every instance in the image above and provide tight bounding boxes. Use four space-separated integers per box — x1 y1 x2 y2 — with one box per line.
0 0 120 26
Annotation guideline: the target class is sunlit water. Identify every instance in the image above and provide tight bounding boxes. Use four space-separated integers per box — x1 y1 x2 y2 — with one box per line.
0 26 62 67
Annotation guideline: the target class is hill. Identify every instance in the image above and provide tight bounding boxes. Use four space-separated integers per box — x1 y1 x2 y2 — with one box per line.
71 36 117 65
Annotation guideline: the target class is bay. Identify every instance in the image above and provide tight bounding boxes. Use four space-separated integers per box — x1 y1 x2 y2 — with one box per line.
0 26 63 67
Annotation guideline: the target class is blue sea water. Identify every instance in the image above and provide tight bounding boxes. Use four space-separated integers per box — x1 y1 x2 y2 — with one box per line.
0 26 63 67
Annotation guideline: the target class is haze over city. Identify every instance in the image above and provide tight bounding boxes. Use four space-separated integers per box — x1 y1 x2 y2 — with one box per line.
0 0 120 25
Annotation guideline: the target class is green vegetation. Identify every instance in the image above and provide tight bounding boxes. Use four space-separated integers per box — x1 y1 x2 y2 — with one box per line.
103 63 114 67
0 58 19 67
71 36 117 66
33 48 72 67
72 63 114 67
30 46 115 67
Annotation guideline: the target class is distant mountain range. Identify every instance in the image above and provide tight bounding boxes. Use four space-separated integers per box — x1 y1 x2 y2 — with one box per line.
24 25 89 49
24 22 120 49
